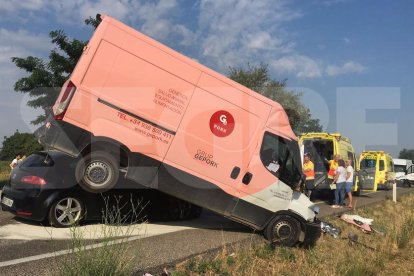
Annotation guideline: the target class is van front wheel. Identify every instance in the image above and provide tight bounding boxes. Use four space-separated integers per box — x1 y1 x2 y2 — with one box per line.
265 215 301 247
76 151 119 193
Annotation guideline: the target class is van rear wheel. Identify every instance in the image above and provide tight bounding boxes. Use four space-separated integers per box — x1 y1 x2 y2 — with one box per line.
76 151 119 193
265 215 301 247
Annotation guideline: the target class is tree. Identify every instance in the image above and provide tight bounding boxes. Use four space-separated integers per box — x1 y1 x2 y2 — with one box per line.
398 149 414 162
228 64 322 134
12 16 100 125
0 131 43 160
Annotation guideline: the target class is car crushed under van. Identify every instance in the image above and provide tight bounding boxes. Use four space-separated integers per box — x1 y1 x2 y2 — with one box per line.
34 14 320 247
359 151 396 191
298 133 362 195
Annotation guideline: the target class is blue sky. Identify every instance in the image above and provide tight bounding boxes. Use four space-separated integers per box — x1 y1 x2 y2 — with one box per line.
0 0 413 157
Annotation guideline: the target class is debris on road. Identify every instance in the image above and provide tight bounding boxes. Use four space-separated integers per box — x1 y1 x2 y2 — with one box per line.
320 220 341 239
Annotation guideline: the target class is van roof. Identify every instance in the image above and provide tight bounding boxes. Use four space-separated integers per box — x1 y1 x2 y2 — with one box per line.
361 151 393 158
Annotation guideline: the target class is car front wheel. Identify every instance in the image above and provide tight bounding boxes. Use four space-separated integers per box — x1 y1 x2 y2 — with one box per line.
48 197 84 227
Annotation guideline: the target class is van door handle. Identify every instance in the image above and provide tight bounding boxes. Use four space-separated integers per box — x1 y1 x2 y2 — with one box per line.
242 172 253 185
230 166 241 179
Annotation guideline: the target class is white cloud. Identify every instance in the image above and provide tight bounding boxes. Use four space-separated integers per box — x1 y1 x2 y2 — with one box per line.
196 0 301 70
326 61 366 76
343 37 351 44
0 0 47 13
271 55 323 78
0 28 51 140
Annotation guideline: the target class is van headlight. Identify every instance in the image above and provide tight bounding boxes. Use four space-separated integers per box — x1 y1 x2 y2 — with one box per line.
312 206 320 214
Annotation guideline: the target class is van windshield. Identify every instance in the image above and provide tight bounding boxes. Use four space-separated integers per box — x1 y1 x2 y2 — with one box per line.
260 132 303 189
394 165 406 173
360 159 376 169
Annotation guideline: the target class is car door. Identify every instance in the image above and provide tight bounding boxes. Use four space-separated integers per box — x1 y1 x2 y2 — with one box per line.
230 130 302 227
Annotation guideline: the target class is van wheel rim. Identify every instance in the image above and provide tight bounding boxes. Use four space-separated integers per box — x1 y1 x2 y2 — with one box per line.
274 221 292 240
85 161 110 185
54 198 82 226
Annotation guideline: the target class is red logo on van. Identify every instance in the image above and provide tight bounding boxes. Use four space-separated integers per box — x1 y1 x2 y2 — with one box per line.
209 111 235 137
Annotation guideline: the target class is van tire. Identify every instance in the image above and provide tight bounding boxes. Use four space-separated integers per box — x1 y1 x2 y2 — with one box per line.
265 215 301 247
76 151 119 193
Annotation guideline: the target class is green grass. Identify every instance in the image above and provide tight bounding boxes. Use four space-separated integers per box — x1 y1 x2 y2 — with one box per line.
56 195 146 276
173 193 414 276
0 161 10 189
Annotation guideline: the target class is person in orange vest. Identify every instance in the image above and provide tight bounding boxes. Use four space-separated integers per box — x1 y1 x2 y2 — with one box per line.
326 154 340 182
303 154 315 196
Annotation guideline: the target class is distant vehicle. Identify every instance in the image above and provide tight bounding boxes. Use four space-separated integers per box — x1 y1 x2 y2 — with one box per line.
34 14 320 247
1 151 201 227
359 151 396 191
298 133 364 195
402 164 414 187
393 158 413 186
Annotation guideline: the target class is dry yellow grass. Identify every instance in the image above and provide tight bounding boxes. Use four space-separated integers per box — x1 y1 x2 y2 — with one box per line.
173 193 414 276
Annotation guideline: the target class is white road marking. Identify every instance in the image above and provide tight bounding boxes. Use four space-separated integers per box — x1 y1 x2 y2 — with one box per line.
0 214 240 268
0 233 143 268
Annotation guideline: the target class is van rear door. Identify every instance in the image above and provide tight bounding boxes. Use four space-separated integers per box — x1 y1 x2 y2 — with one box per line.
359 155 378 191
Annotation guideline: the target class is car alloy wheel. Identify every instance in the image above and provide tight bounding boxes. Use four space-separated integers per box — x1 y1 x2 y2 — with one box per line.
49 197 83 227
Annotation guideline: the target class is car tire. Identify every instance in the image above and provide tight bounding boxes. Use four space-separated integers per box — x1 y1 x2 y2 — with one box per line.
76 151 119 193
265 215 301 247
48 196 84 227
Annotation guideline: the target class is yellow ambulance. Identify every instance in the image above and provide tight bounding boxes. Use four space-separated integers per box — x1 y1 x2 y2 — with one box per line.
298 133 363 195
358 151 396 191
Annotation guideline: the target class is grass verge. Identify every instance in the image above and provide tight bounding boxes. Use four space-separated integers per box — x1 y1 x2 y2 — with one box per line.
173 193 414 276
55 195 147 276
0 161 10 189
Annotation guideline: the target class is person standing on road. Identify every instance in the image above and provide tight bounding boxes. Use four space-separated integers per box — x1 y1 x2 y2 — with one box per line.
9 154 21 170
345 159 354 208
332 159 346 208
303 154 315 196
326 154 340 182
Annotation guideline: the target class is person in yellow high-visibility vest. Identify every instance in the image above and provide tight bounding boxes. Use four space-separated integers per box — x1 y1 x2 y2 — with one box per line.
327 154 340 181
303 154 315 194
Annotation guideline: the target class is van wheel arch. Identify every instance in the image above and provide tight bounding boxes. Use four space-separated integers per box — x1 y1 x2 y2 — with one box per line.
80 137 131 168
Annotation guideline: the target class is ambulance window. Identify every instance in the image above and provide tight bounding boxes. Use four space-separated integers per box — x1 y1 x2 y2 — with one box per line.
347 151 353 161
361 159 376 169
379 160 385 171
260 132 302 188
408 165 414 174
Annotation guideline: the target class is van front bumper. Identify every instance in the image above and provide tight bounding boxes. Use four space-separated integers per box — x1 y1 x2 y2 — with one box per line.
302 219 321 247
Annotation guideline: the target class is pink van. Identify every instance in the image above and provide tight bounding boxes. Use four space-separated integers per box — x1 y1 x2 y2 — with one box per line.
36 15 320 247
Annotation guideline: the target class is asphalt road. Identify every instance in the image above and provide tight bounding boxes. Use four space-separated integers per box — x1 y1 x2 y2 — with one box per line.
0 186 413 275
